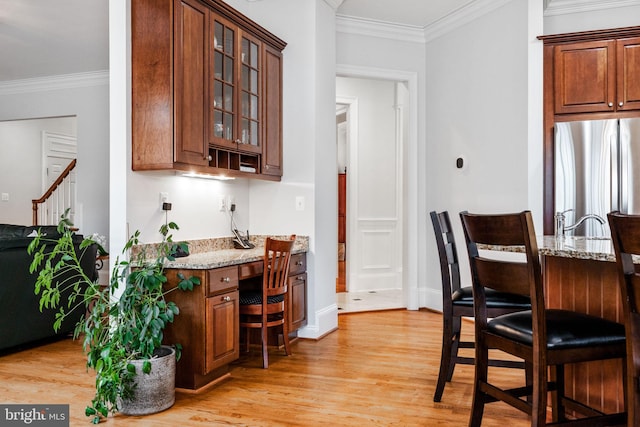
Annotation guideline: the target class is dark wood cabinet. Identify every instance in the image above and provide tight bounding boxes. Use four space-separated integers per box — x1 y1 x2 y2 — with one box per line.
163 252 306 390
553 39 616 114
288 253 307 331
132 0 286 180
552 36 640 115
539 26 640 234
163 266 239 390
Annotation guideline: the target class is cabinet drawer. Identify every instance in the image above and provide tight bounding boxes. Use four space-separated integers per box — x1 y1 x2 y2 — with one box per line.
207 266 238 296
238 260 263 280
289 253 306 275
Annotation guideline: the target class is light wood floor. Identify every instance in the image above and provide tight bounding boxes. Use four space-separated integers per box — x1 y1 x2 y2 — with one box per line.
0 309 530 426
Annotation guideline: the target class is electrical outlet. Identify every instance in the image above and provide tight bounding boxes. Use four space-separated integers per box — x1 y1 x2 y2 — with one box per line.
159 192 169 210
219 195 227 212
1 193 8 202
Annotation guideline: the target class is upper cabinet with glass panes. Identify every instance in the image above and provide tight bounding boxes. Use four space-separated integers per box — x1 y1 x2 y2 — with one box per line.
211 17 262 155
132 0 286 180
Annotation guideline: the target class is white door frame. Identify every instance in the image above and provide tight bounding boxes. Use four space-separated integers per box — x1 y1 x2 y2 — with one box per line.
336 65 419 310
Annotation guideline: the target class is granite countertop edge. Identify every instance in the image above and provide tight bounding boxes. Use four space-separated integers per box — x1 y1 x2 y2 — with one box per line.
132 235 309 270
480 235 617 263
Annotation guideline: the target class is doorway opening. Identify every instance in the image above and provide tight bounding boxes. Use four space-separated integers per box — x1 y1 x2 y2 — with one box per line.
335 75 408 313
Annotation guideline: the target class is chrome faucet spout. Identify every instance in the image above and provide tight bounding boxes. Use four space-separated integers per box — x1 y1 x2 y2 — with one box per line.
563 214 606 234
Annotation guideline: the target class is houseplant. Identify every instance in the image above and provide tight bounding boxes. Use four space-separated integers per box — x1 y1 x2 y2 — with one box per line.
28 213 200 424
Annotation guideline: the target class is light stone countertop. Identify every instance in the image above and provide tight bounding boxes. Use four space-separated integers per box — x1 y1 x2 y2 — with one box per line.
479 236 616 262
538 236 615 262
132 235 309 270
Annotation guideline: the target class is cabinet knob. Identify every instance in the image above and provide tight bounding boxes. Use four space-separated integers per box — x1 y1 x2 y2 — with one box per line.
296 261 303 266
205 155 212 161
265 165 269 170
619 101 624 107
235 139 242 144
609 102 614 107
221 277 230 283
297 276 304 280
222 295 231 302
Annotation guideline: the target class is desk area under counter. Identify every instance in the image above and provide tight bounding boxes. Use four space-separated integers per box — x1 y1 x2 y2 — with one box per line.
146 235 308 391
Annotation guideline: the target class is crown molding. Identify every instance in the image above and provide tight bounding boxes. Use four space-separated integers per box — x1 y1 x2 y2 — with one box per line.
424 0 513 42
544 0 640 16
324 0 344 11
337 0 515 44
0 70 109 96
336 15 425 44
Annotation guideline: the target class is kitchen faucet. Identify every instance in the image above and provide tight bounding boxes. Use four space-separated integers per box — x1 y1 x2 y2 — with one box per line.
554 209 606 237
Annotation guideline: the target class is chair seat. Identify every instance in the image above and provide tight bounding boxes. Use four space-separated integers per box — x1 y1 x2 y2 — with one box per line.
452 286 531 309
488 309 626 350
239 292 285 306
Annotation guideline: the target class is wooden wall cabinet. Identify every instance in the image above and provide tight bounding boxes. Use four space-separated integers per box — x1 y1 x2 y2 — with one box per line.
539 26 640 234
132 0 286 180
552 36 640 115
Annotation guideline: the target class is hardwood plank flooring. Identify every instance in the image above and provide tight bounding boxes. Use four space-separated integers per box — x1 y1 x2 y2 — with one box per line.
0 309 529 426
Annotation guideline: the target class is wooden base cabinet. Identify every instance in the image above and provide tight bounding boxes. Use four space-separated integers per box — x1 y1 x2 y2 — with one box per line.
132 0 286 180
162 252 307 390
163 267 239 391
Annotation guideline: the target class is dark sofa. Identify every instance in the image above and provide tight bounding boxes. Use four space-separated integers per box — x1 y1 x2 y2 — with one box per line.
0 224 98 352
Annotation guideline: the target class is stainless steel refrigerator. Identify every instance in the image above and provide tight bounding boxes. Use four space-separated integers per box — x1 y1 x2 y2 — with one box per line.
554 118 640 237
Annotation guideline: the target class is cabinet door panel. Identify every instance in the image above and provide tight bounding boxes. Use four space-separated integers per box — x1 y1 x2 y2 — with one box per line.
554 40 616 114
288 273 307 331
175 0 208 165
205 290 239 373
262 44 283 176
617 37 640 111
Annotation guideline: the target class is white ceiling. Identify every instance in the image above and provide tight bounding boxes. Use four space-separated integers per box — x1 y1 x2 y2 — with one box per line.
0 0 618 82
336 0 474 28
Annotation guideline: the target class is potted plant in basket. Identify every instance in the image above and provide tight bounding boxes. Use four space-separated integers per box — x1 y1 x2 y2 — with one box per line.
28 213 200 424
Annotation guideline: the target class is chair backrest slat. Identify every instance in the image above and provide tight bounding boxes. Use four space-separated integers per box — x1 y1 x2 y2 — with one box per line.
263 236 295 297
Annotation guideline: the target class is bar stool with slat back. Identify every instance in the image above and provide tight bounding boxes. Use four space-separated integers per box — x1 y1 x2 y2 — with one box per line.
430 211 531 402
460 210 626 426
608 211 640 427
239 235 296 368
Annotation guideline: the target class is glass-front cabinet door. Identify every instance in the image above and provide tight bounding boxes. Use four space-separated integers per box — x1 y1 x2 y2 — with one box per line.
211 17 261 154
239 33 261 153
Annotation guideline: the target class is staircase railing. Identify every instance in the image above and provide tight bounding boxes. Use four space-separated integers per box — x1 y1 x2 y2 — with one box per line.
32 159 77 226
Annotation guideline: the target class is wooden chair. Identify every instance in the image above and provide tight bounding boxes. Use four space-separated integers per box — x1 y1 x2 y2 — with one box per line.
460 211 626 427
239 235 296 368
608 211 640 427
430 211 530 402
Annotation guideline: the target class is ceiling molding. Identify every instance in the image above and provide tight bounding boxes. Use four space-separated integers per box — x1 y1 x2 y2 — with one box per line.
423 0 513 42
336 15 425 44
324 0 345 11
337 0 515 44
544 0 640 16
0 70 109 96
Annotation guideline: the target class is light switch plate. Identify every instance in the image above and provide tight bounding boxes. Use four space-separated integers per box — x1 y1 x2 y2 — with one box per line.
295 196 305 211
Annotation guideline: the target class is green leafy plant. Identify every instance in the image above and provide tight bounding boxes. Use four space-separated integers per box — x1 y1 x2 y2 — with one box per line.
28 215 200 424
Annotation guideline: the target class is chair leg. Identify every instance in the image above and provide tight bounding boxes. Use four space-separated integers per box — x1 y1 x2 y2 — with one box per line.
261 324 269 369
532 362 548 427
434 312 457 402
447 316 463 381
282 320 292 357
469 338 488 427
551 364 566 423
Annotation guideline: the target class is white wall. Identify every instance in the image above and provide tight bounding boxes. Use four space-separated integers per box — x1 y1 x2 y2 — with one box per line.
0 116 76 225
424 0 530 308
0 75 109 241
